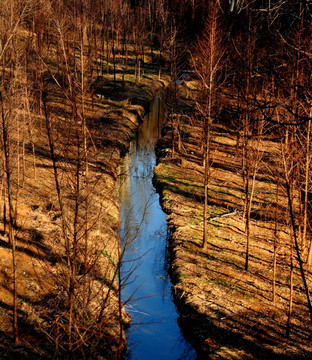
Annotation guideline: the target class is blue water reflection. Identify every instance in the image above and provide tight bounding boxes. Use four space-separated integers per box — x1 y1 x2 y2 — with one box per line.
119 96 197 360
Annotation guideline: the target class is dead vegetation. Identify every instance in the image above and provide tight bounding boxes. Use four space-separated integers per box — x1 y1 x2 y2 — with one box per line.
0 78 164 358
0 1 167 357
154 83 312 359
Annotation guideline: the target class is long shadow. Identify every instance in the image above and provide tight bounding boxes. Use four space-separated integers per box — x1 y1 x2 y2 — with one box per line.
176 295 312 360
0 222 56 262
182 233 308 315
176 238 273 302
0 245 118 357
27 139 121 179
211 219 245 234
198 297 291 345
156 172 242 208
197 256 273 303
92 78 153 105
180 236 292 305
158 102 312 359
25 144 76 167
0 300 52 359
211 141 239 158
210 158 241 174
0 238 48 262
0 222 87 269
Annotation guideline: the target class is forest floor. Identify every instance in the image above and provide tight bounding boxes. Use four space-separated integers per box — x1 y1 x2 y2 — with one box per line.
153 82 312 359
0 47 167 359
2 38 311 360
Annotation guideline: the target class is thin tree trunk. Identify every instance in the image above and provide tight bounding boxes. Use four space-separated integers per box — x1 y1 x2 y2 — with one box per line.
201 6 218 249
286 240 294 338
203 116 211 249
305 118 312 264
3 183 6 236
245 150 260 271
2 104 18 344
273 180 279 305
285 171 312 325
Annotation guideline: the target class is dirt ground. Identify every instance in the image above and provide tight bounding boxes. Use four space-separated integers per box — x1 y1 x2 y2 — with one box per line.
153 84 312 359
0 66 166 358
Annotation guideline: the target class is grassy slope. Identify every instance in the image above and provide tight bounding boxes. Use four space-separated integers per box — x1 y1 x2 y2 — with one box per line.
0 45 168 358
153 82 312 359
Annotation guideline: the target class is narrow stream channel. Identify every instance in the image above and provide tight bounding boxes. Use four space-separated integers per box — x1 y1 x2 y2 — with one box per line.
118 94 197 360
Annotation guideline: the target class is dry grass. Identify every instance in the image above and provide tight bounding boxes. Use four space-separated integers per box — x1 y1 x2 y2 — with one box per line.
154 84 312 359
0 40 167 358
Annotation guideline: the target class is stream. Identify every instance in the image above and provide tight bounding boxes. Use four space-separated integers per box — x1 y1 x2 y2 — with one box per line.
118 94 197 360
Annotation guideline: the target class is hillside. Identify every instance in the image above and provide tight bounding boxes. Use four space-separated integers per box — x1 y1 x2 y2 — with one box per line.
0 2 167 357
154 81 312 359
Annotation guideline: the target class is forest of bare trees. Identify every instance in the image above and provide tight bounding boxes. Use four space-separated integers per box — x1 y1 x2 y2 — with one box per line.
0 0 312 358
181 0 312 346
0 0 170 358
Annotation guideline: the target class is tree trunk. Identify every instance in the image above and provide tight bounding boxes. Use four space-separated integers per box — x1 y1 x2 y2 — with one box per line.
285 165 312 326
272 180 279 305
286 242 293 338
1 100 18 344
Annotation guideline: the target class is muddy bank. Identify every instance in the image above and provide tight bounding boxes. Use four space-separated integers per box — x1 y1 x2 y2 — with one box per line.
153 87 312 359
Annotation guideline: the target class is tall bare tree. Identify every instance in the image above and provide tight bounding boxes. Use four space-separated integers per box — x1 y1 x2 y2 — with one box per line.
194 1 225 249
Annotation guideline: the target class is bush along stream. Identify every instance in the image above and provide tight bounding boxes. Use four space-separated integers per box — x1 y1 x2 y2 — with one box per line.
118 93 197 360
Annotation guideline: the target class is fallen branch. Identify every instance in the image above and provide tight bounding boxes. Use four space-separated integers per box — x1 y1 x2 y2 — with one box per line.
208 210 241 222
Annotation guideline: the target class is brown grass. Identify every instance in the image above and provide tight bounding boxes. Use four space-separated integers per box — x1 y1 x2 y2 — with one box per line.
0 41 167 358
154 84 312 359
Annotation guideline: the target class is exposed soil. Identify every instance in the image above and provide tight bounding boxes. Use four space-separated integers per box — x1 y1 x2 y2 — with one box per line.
0 68 166 358
153 83 312 359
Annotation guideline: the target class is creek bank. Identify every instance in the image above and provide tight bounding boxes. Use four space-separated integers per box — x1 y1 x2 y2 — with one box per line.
0 78 166 359
94 80 170 356
77 81 168 357
152 85 312 359
118 93 197 360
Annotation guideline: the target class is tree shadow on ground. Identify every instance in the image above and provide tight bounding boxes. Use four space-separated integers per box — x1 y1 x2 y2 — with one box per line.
0 300 52 359
177 298 312 360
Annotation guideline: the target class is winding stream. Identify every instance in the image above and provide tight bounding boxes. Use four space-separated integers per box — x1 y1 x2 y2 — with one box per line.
118 94 197 360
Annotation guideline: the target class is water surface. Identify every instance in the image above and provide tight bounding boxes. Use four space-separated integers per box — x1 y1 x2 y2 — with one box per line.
118 95 197 360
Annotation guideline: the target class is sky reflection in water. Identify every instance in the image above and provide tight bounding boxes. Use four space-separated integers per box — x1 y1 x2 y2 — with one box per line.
119 96 197 360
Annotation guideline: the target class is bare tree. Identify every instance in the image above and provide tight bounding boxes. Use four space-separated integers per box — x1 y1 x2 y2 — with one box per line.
194 1 225 249
0 0 33 345
282 138 312 334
